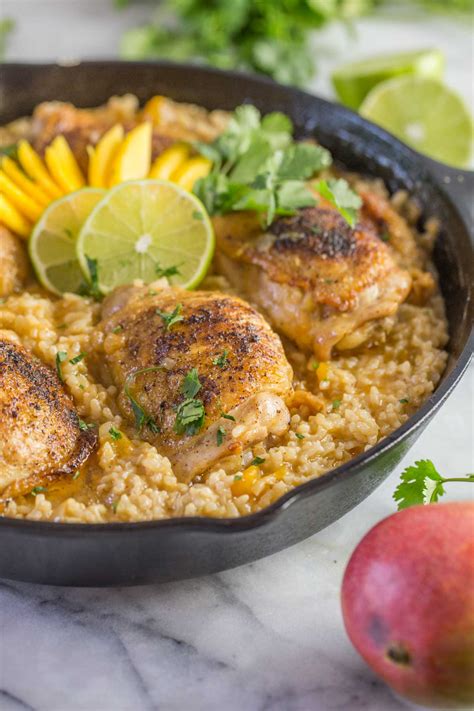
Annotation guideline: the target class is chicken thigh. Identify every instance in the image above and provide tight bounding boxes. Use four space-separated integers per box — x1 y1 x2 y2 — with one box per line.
0 332 97 498
214 204 412 360
100 285 293 482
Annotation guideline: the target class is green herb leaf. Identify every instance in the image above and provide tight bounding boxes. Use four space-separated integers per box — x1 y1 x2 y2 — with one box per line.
332 399 342 410
174 398 205 436
155 263 182 279
78 419 95 431
181 368 202 398
69 352 86 365
31 486 47 495
72 470 81 481
55 351 68 381
399 398 410 404
393 460 445 509
212 349 229 369
216 425 226 446
124 367 163 433
221 412 236 421
315 178 362 227
250 456 266 466
295 432 305 440
156 303 184 330
112 325 123 334
109 426 122 441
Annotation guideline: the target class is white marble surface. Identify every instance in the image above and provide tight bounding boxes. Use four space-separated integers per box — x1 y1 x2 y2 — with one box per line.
0 3 473 710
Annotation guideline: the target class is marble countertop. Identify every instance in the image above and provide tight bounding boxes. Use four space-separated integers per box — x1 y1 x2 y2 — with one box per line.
1 4 473 710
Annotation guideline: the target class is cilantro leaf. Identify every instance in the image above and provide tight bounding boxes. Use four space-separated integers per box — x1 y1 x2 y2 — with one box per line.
216 425 226 446
315 179 362 227
124 367 163 433
55 351 68 382
156 303 184 330
393 460 445 509
155 263 181 279
277 143 331 181
109 426 122 441
212 350 229 368
181 368 202 398
174 398 205 436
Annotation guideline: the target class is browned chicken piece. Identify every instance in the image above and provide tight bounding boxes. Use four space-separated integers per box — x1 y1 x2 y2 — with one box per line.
31 100 173 172
0 332 97 498
214 205 412 361
0 226 30 296
100 285 293 482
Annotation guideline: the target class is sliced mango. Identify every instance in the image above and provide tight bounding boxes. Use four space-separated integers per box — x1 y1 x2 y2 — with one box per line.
45 136 85 192
149 143 190 180
141 95 166 125
1 157 51 207
88 124 124 188
0 194 32 238
17 141 63 199
171 157 212 191
108 122 152 186
231 465 261 497
0 171 43 222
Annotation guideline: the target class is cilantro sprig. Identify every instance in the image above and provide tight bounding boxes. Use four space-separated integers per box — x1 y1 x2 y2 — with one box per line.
124 367 162 433
193 105 331 227
156 303 184 330
393 460 474 510
174 368 206 436
314 178 362 227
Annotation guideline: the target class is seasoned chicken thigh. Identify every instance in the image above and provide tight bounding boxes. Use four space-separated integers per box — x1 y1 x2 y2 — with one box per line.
100 285 293 482
0 226 30 297
214 204 412 360
0 332 97 498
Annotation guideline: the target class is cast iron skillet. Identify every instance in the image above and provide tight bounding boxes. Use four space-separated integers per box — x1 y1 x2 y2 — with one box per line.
0 62 472 586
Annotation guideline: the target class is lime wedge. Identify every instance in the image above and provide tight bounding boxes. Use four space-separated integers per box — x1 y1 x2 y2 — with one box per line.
76 180 215 294
332 49 445 110
29 187 105 295
360 77 473 168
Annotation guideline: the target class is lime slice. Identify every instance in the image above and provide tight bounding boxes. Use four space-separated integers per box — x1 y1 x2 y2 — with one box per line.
76 180 215 294
332 49 445 110
29 187 105 295
360 77 473 168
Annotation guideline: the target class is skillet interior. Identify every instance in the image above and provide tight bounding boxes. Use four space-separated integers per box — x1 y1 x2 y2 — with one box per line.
0 62 472 586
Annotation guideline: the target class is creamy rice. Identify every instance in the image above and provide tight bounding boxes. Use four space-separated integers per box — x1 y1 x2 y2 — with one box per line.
0 191 448 522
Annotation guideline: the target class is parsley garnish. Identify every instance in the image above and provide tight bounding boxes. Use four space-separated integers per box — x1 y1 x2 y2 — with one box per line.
216 426 226 446
314 178 362 228
109 426 122 441
124 367 162 433
221 412 236 421
31 486 47 495
174 369 205 436
393 460 474 510
78 419 95 431
78 255 102 300
250 456 266 466
69 352 86 365
212 349 229 368
156 303 184 330
55 351 67 381
295 432 305 440
155 263 182 279
193 104 331 227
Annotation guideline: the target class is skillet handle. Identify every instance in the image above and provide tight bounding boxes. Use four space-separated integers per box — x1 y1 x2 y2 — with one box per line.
420 156 473 230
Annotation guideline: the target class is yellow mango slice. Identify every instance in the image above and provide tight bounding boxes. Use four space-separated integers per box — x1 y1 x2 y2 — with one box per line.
88 124 124 188
171 157 212 191
17 141 63 199
0 194 32 238
149 143 190 180
108 122 152 186
44 136 85 192
141 95 166 125
0 171 44 222
1 156 51 207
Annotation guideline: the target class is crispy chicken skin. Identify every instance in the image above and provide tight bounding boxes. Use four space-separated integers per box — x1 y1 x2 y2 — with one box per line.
0 332 97 498
100 285 293 482
214 204 412 360
0 226 30 297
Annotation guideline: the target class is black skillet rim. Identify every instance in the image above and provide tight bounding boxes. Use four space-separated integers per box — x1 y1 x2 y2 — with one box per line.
0 60 473 534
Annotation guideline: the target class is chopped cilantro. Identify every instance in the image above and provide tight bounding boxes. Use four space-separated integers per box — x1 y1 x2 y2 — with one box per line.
216 425 226 446
212 349 229 368
78 419 95 431
124 367 162 433
314 178 362 228
109 426 122 441
332 399 341 410
112 325 123 334
295 432 305 439
311 360 320 371
55 351 67 381
393 459 474 510
381 230 390 242
181 368 202 398
234 475 243 481
31 486 47 495
156 303 184 330
221 412 236 422
399 398 410 404
250 456 266 466
155 263 182 279
79 255 102 300
69 352 86 365
72 470 81 481
174 398 205 436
